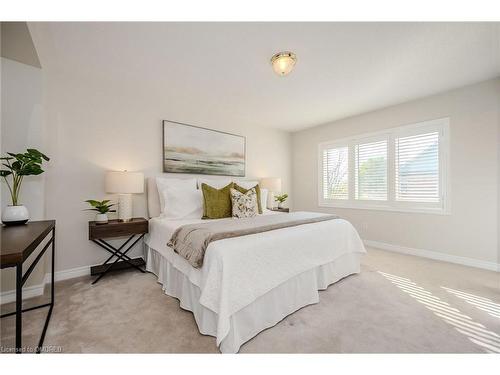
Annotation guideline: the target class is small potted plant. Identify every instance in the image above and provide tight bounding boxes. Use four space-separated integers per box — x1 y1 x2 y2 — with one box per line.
84 200 116 224
0 149 50 225
274 193 288 209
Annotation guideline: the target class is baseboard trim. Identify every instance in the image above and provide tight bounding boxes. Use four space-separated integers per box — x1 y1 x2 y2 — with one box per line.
44 264 91 284
364 240 500 272
2 256 145 305
44 256 146 283
0 283 45 304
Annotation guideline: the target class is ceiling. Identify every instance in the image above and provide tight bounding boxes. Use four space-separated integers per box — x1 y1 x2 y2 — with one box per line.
1 22 41 68
29 22 500 131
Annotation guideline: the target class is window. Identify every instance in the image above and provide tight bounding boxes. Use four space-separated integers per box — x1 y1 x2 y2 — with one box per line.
318 118 449 214
322 146 348 200
355 140 387 201
395 132 439 202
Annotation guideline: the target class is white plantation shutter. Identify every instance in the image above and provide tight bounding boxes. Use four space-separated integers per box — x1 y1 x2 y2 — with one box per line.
395 132 439 202
322 146 348 200
355 140 387 200
319 118 448 213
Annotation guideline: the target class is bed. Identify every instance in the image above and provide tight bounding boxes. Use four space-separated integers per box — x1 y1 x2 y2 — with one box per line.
143 177 366 353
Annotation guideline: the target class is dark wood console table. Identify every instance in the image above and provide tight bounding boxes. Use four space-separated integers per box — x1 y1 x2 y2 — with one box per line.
1 220 56 354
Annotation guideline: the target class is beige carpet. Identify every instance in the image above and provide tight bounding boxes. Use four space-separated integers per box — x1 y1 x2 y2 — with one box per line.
1 248 499 353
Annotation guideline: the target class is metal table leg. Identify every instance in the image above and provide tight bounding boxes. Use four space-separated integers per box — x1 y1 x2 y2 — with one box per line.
91 234 145 285
15 264 22 353
36 227 55 353
93 236 144 272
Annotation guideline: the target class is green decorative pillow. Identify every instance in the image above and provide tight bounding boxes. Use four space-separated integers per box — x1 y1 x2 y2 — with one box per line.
201 182 234 219
234 183 262 214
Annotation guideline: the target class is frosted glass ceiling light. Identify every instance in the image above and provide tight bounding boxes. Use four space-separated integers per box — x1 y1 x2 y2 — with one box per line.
271 51 297 76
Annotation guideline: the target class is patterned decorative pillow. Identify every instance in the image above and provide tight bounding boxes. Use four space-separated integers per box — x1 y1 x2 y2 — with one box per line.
233 183 263 214
230 188 258 218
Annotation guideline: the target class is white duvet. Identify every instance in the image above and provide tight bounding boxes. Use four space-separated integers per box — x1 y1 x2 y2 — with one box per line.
145 211 366 347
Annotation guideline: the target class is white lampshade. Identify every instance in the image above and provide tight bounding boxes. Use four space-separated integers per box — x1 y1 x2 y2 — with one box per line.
105 171 144 194
260 177 282 193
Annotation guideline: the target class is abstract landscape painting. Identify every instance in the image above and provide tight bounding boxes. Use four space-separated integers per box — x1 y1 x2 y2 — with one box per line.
163 121 245 176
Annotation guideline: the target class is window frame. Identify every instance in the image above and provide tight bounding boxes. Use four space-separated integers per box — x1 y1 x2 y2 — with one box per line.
317 118 450 215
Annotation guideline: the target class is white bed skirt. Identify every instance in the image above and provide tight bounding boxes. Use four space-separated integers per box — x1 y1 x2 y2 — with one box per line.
145 246 361 353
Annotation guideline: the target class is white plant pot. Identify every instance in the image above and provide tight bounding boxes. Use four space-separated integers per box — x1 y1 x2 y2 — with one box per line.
95 213 108 224
1 205 30 226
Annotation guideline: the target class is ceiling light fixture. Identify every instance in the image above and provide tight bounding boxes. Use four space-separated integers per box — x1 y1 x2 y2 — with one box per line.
271 51 297 76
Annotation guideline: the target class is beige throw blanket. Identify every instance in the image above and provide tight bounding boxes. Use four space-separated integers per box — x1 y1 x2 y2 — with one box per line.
168 212 339 268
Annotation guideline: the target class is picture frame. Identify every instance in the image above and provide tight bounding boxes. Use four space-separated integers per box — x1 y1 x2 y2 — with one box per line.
162 120 246 176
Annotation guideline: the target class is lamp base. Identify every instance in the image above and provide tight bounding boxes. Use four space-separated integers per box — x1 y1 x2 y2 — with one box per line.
267 191 276 210
118 194 133 222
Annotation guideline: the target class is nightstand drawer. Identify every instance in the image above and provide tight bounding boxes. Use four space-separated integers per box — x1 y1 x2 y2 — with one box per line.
88 218 148 240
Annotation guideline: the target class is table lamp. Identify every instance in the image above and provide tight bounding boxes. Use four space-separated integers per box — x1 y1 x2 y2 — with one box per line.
105 171 144 221
260 177 282 209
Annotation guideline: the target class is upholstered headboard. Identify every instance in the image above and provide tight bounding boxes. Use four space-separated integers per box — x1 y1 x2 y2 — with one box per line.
147 177 161 218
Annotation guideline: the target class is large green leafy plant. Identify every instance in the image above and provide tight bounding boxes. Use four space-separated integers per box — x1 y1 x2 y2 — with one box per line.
0 149 50 206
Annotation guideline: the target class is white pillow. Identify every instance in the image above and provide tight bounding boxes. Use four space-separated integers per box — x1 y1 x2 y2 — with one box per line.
198 178 232 189
260 188 269 211
161 186 203 219
156 177 197 214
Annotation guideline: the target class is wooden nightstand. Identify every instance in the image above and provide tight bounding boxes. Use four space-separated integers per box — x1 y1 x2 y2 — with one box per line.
88 218 148 284
270 207 290 213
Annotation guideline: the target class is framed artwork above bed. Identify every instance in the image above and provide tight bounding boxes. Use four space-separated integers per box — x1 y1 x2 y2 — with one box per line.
162 120 246 176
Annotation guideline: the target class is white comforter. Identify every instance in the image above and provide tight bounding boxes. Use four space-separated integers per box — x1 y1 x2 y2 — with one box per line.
145 211 366 347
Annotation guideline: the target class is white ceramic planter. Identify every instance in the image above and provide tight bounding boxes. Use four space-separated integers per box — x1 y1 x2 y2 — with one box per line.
1 205 30 226
95 213 108 224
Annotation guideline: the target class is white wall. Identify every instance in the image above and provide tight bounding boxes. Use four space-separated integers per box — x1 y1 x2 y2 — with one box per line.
41 69 292 272
1 57 47 293
292 79 499 266
1 58 45 216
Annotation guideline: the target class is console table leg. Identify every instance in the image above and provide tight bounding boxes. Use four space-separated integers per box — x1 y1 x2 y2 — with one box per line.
16 264 22 353
51 227 55 305
36 227 56 353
